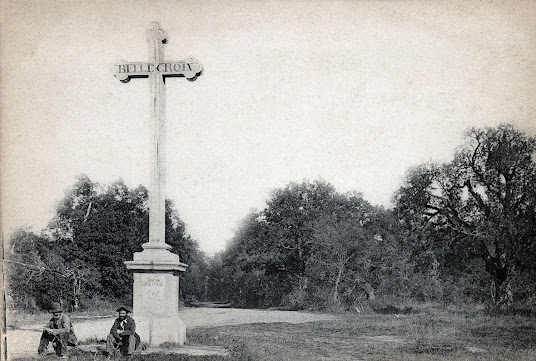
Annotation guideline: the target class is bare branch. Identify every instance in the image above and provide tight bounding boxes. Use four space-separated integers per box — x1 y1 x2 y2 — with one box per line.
83 201 92 222
464 180 491 217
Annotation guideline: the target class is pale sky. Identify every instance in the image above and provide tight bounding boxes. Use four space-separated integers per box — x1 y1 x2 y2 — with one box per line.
1 0 535 254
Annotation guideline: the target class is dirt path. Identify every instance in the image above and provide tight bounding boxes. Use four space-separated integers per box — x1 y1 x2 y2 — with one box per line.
6 308 337 359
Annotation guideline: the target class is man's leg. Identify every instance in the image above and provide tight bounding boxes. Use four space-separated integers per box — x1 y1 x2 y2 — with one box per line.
106 334 117 355
37 331 51 354
52 336 63 356
54 333 70 356
126 335 137 355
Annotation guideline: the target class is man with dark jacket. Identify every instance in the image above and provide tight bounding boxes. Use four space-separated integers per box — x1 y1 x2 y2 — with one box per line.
37 302 77 357
106 306 140 356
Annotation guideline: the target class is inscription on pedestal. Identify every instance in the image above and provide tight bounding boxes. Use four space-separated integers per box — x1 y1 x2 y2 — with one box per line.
139 274 166 309
133 272 180 318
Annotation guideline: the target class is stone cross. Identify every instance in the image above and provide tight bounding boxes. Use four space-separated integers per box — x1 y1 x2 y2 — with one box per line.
114 22 202 249
115 22 199 346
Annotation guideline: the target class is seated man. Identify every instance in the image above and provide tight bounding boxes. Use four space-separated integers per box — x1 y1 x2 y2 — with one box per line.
106 306 140 356
38 302 77 357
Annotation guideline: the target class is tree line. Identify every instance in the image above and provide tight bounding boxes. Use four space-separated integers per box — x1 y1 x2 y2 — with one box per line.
5 124 536 312
5 177 207 311
210 124 536 311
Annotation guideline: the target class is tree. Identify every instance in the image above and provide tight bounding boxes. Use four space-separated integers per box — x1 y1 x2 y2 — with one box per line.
6 229 52 310
395 124 536 306
310 215 371 307
7 176 207 311
205 252 226 302
222 211 287 307
46 176 148 305
219 180 413 310
39 175 206 308
166 199 207 302
308 199 415 309
263 180 341 300
4 228 84 310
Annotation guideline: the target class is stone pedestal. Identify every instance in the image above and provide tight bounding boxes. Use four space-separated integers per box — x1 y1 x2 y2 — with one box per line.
125 242 188 346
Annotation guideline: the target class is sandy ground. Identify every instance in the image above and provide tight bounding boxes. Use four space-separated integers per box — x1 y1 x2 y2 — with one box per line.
6 308 337 359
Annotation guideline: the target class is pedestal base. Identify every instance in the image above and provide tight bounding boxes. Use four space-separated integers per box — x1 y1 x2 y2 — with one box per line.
135 315 187 345
125 244 188 346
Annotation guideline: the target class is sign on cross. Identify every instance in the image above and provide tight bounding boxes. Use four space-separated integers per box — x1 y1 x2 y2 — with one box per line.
115 60 202 82
114 23 202 82
114 22 202 249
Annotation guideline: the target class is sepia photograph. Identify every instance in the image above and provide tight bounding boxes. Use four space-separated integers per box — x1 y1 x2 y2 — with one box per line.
1 0 535 360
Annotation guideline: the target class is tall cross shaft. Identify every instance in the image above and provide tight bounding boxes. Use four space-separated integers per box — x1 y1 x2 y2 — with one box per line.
115 22 202 249
148 23 167 247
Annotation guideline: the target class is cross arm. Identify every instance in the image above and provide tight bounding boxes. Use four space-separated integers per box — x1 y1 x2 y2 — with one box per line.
114 58 203 83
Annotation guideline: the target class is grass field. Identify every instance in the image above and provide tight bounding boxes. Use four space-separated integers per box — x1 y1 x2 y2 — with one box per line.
9 304 536 361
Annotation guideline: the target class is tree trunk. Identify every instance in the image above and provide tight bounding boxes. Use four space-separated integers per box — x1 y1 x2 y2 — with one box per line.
486 254 513 306
364 283 375 301
333 264 344 306
72 276 81 311
490 277 513 306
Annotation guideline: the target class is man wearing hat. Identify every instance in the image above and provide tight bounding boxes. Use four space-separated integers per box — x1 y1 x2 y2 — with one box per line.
37 302 77 357
106 306 140 356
